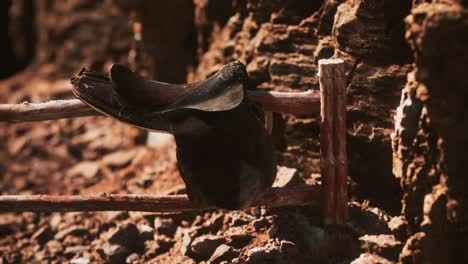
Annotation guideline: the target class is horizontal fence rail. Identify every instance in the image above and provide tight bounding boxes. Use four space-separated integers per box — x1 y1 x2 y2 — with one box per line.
0 186 321 213
0 90 321 124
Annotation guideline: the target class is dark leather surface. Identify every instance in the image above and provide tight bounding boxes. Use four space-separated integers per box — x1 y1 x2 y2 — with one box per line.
110 61 247 112
71 61 277 209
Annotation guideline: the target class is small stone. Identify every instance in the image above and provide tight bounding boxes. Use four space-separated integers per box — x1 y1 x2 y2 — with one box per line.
190 235 226 259
351 253 395 264
180 220 191 227
204 213 224 231
126 253 140 264
388 216 408 241
250 247 266 254
247 247 273 263
63 235 84 246
208 244 237 264
107 223 141 248
70 257 90 264
67 161 100 179
399 232 427 264
101 149 136 169
104 244 130 264
180 230 192 256
54 225 87 240
104 211 130 222
139 175 153 189
144 240 159 259
31 225 54 245
359 234 403 261
144 237 174 259
154 217 176 237
137 224 154 241
33 250 47 261
48 214 63 230
45 240 63 256
64 245 87 259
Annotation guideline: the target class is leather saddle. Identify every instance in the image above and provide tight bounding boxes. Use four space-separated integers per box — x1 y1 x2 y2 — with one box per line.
71 61 277 209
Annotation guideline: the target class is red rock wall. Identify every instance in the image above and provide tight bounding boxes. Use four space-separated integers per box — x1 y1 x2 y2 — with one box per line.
393 2 468 263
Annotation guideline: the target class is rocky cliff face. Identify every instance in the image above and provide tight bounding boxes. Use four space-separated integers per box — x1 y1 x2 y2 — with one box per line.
195 3 468 261
392 2 468 263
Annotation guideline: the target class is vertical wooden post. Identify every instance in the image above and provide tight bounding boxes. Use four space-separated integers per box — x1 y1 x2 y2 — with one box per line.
318 59 337 225
331 59 348 224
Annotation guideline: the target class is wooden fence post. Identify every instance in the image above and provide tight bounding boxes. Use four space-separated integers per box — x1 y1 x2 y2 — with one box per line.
318 59 337 225
332 59 348 224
